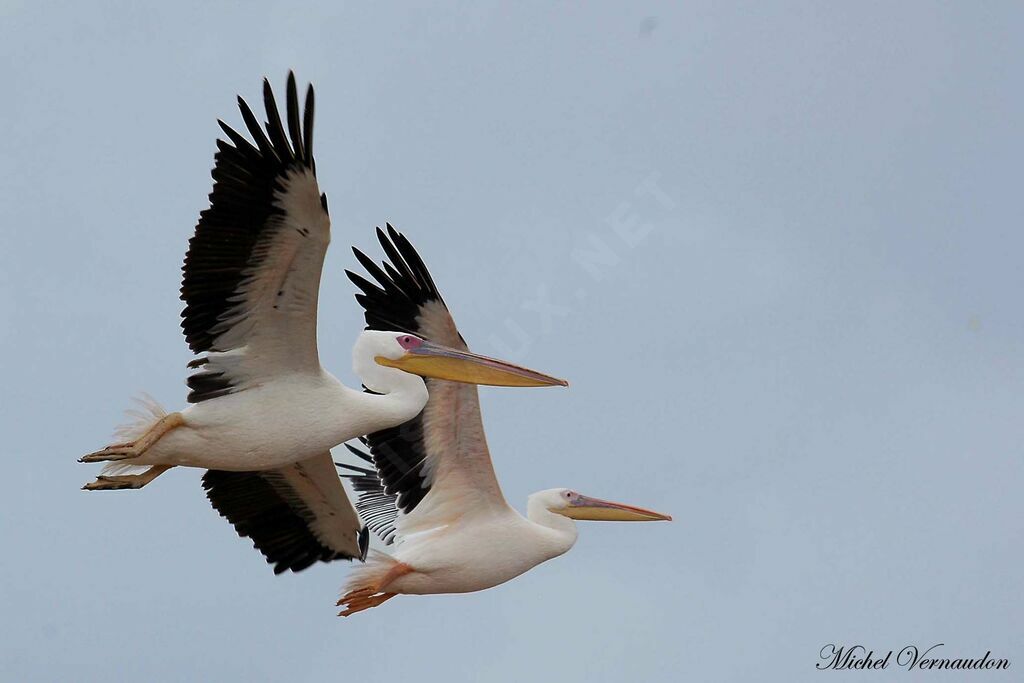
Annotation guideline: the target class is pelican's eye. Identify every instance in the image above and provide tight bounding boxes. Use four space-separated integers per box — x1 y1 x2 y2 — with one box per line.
397 335 423 351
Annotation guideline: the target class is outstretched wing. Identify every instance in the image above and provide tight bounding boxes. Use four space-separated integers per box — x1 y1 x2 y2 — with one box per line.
181 72 330 403
203 453 368 574
344 226 511 543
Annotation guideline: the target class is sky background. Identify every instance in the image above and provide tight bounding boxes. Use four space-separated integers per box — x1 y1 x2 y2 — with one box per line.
1 2 1021 681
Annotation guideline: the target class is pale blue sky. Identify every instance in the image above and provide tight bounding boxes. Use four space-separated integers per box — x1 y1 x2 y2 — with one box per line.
1 2 1021 682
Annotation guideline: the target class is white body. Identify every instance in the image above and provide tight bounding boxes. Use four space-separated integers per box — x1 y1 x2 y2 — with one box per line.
84 77 581 575
349 490 580 596
138 370 420 471
129 332 429 471
390 507 576 594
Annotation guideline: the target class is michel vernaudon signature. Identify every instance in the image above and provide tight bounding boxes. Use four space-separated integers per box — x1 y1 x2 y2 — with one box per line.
817 644 1010 671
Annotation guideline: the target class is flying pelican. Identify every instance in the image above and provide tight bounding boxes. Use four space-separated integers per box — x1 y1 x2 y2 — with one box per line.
79 74 566 572
334 228 672 616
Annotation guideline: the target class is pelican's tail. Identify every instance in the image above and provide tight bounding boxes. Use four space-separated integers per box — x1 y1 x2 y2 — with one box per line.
113 393 169 442
342 550 400 595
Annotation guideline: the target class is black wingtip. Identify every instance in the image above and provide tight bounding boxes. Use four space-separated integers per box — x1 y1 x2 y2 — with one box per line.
344 268 364 288
350 225 446 336
334 461 373 476
285 72 303 161
344 443 374 463
357 526 370 561
303 84 315 161
261 77 291 157
236 95 274 156
351 246 382 276
262 79 274 112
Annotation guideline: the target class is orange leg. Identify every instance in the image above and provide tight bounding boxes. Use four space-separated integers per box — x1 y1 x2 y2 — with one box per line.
376 561 414 590
83 464 173 491
80 413 185 463
337 561 413 617
338 592 396 617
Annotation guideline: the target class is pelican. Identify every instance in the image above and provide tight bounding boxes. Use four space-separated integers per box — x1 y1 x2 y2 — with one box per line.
333 228 672 616
79 74 565 572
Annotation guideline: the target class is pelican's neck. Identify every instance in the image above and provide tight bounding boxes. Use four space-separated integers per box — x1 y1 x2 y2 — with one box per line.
526 496 579 560
350 338 430 432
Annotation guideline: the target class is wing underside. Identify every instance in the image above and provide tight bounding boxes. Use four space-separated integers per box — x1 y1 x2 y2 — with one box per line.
204 453 367 573
181 73 330 403
190 76 363 574
341 227 510 544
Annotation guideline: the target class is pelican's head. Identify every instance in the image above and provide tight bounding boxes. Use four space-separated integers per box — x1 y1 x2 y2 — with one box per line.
542 488 672 522
355 330 568 388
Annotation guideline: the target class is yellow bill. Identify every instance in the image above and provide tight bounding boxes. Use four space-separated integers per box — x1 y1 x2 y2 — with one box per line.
377 340 567 388
560 494 672 522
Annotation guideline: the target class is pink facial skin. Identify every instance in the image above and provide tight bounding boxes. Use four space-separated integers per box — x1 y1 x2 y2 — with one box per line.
397 334 424 351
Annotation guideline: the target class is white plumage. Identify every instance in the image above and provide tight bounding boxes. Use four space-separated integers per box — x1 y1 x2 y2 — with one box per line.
334 231 671 615
80 74 566 574
80 73 666 609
